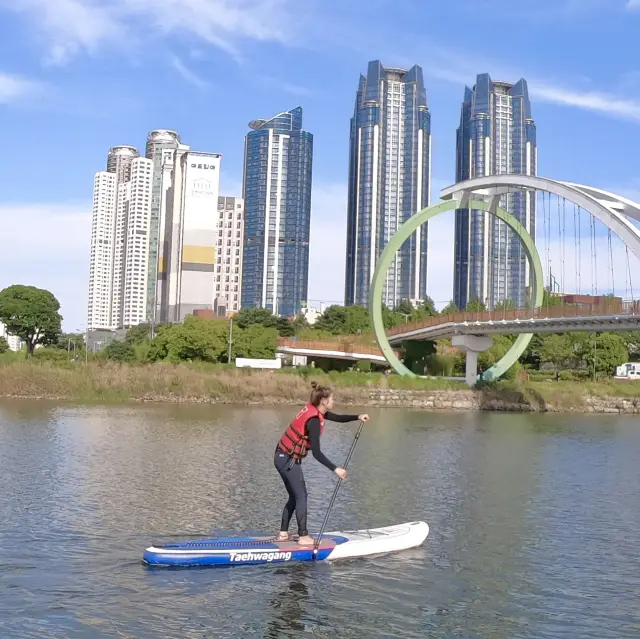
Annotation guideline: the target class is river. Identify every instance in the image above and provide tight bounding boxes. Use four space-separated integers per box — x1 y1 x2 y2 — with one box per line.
0 400 639 638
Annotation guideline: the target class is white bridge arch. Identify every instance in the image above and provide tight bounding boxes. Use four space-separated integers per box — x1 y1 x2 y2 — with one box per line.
440 175 640 261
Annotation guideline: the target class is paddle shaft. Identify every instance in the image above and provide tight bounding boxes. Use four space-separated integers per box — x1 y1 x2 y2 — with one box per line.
313 419 365 556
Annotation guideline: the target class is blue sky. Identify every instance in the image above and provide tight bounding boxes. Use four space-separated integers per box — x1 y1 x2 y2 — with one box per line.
1 0 639 331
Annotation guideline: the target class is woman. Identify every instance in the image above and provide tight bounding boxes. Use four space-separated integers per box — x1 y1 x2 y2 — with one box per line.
274 381 369 545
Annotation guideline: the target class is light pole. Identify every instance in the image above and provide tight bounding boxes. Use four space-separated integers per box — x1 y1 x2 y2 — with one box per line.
227 316 233 364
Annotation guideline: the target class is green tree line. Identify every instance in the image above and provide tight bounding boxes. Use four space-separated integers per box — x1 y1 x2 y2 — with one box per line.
1 284 638 379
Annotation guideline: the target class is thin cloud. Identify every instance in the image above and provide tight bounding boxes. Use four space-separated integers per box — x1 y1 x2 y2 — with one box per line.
169 54 210 91
0 71 45 104
260 75 312 96
530 82 640 122
422 56 640 124
2 0 297 64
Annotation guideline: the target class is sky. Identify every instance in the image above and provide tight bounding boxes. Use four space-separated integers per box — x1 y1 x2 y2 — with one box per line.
1 0 640 331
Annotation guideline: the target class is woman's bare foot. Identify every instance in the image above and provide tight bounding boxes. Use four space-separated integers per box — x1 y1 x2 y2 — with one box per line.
297 535 314 545
276 531 289 541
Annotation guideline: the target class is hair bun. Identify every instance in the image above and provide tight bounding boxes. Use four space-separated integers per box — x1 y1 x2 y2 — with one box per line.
310 381 318 389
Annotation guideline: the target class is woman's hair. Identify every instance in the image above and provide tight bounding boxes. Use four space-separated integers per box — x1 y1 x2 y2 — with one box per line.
309 381 333 407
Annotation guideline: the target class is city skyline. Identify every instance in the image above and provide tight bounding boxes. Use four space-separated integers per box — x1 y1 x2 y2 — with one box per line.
1 0 638 331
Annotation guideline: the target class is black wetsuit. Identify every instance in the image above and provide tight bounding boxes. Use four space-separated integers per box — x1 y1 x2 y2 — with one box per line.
274 411 360 537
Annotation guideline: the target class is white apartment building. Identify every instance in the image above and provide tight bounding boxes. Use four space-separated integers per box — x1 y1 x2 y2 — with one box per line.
0 321 22 352
87 152 153 330
161 150 222 323
118 158 154 327
88 171 118 330
215 196 244 314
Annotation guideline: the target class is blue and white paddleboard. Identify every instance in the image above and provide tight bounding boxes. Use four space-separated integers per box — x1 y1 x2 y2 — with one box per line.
143 521 428 567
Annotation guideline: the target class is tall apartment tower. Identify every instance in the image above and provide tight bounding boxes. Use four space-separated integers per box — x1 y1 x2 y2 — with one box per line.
453 74 537 310
161 150 222 323
106 145 139 182
344 60 432 309
87 149 153 330
145 130 183 323
215 196 244 315
241 106 313 317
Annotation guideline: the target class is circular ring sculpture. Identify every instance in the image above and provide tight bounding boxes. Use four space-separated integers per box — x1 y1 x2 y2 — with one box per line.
370 199 544 381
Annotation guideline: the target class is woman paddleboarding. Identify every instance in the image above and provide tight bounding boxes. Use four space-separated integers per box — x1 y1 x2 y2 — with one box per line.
274 382 369 545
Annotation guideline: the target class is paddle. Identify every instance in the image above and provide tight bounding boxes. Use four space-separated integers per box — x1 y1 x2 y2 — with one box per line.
312 419 365 558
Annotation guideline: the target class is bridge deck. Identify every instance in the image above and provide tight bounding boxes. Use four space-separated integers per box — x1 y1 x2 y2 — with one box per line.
387 303 640 342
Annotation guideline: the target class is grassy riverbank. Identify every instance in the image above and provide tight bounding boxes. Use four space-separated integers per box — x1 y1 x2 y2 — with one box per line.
0 360 638 411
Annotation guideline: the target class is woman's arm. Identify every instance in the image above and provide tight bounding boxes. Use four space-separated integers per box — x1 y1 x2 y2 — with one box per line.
324 411 360 423
307 417 337 471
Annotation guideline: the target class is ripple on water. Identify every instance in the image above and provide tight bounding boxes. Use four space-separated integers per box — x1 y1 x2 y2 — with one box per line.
1 404 640 637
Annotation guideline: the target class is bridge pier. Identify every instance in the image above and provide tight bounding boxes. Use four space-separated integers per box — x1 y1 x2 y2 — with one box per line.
452 335 494 388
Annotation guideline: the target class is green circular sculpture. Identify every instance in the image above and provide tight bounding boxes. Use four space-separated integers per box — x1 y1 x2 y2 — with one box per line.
369 199 544 382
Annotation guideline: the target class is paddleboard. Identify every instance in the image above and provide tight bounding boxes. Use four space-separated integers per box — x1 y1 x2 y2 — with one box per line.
143 520 428 567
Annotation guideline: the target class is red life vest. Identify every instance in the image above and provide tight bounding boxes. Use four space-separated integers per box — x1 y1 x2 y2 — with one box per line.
278 403 325 460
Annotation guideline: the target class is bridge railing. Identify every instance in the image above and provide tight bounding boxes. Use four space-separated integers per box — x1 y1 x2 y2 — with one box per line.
277 338 392 358
388 301 640 337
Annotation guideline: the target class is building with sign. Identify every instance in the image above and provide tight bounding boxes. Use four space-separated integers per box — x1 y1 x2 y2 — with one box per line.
160 150 222 322
241 106 313 317
145 130 185 323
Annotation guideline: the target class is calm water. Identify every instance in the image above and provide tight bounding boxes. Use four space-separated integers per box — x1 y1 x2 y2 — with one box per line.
1 401 639 638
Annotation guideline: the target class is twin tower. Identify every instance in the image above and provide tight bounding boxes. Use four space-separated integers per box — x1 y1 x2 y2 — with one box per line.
345 61 537 313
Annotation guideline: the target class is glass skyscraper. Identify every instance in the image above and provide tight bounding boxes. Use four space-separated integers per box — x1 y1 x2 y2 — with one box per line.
344 60 431 309
241 107 313 317
454 74 537 310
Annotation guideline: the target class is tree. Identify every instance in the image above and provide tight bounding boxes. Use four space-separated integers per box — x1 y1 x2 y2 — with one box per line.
315 305 371 335
291 314 310 336
478 334 515 371
105 340 136 362
0 336 8 354
393 299 414 316
418 296 438 317
576 332 628 378
231 324 277 360
465 298 487 313
0 285 62 356
148 317 277 363
125 323 152 345
542 289 564 308
494 299 515 311
441 300 459 315
233 307 293 337
400 340 436 375
537 334 575 370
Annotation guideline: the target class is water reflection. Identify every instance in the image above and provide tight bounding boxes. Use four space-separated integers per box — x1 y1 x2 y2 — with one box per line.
1 401 640 638
263 565 312 638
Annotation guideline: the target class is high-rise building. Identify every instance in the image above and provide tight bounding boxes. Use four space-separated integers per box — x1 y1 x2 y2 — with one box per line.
215 196 244 315
88 171 118 330
114 158 154 327
454 74 537 310
241 106 313 317
161 150 222 323
87 154 153 330
106 145 139 182
156 144 190 322
145 130 185 323
344 60 432 309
